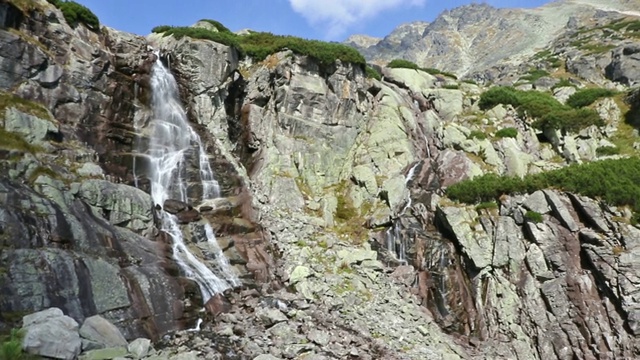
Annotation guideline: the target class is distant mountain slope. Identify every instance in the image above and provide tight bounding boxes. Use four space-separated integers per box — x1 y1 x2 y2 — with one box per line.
347 0 640 77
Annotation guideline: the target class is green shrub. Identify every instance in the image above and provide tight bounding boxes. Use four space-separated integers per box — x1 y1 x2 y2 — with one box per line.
566 88 617 108
446 157 640 216
48 0 99 30
240 32 365 65
462 79 477 85
495 127 518 138
476 201 498 211
533 107 604 133
520 69 550 82
478 86 520 110
151 25 365 66
443 84 460 90
151 25 173 33
524 210 543 223
444 72 458 80
365 66 381 81
0 329 29 360
468 130 487 140
199 19 232 33
596 145 620 156
479 86 604 132
547 57 562 68
552 78 575 89
387 59 419 70
152 26 241 53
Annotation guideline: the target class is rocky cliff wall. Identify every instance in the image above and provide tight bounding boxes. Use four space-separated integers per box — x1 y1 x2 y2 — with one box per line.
2 0 640 359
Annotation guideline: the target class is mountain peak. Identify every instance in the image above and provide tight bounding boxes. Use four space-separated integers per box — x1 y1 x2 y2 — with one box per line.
346 0 639 76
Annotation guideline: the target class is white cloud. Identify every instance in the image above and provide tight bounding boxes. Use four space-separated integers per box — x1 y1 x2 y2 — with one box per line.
289 0 426 39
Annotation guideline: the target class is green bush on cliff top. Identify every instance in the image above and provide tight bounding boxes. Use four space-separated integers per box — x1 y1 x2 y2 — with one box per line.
478 86 604 133
446 157 640 216
151 24 365 66
47 0 99 30
387 59 458 79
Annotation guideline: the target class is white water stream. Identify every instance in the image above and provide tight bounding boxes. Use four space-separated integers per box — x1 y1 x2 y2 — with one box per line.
138 54 238 301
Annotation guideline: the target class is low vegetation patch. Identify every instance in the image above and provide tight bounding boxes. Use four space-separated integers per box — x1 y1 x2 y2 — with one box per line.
495 127 518 139
520 69 550 82
596 145 621 156
152 24 365 66
566 88 617 108
387 59 457 78
365 66 381 81
468 130 487 140
524 210 543 223
0 329 32 360
478 86 604 133
551 78 576 90
0 91 51 120
0 128 43 153
47 0 99 30
387 59 419 70
446 157 640 220
475 201 498 211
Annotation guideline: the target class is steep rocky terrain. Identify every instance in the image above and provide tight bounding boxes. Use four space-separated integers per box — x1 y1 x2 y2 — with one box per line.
1 0 640 359
346 0 640 78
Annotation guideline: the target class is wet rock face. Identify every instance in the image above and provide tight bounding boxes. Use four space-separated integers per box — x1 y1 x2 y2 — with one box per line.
386 184 640 359
0 179 203 340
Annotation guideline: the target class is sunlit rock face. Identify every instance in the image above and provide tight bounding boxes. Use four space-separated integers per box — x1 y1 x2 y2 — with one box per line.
3 0 640 358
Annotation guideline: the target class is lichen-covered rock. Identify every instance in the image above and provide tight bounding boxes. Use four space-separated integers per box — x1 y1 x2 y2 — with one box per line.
22 308 82 360
79 315 128 348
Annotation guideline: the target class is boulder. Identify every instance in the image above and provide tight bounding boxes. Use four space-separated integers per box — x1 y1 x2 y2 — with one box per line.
176 209 201 224
127 338 152 359
3 107 58 144
21 308 82 360
79 315 128 348
606 44 640 86
163 199 190 214
205 293 232 317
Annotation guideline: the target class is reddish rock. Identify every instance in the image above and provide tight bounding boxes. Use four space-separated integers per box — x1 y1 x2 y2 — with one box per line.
176 209 201 224
205 294 232 317
163 199 190 214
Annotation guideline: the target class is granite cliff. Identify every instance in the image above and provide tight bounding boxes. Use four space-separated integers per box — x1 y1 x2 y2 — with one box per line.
1 0 640 359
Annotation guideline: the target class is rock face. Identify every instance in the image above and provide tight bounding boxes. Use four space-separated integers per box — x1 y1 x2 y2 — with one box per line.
0 0 270 341
3 0 640 359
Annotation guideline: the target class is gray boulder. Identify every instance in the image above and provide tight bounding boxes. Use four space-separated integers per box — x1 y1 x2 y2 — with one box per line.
127 338 152 359
79 315 128 348
606 45 640 86
21 308 82 360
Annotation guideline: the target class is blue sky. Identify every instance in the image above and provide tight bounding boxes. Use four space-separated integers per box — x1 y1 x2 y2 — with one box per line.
75 0 552 41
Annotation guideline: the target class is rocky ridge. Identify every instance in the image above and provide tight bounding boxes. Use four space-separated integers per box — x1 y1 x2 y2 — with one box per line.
1 0 640 359
346 0 640 78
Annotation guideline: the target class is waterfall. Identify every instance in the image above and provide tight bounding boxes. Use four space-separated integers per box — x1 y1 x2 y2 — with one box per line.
385 221 407 264
136 53 237 302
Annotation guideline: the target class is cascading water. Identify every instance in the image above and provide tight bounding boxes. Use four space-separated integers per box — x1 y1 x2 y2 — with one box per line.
137 52 238 302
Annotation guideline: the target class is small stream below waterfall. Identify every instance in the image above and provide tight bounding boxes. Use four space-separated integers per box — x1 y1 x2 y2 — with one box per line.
135 53 239 302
